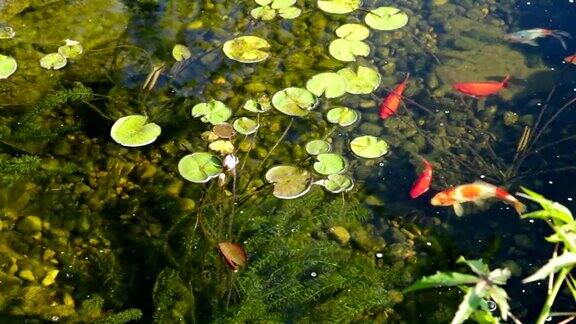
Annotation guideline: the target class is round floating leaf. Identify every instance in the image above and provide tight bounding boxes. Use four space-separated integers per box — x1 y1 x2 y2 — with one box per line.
110 115 161 147
265 165 312 199
305 139 332 155
57 39 83 59
256 0 272 5
337 66 381 94
364 7 409 31
328 39 370 62
314 153 347 175
350 135 389 158
272 0 295 9
0 55 17 79
323 174 354 193
233 117 259 135
178 152 223 183
278 6 302 19
213 123 235 139
192 100 233 125
251 6 277 21
172 44 191 61
317 0 362 14
243 97 271 113
209 140 235 155
335 23 370 41
326 107 358 126
0 26 15 39
223 36 271 63
218 242 247 270
306 72 347 98
40 53 67 70
272 87 318 116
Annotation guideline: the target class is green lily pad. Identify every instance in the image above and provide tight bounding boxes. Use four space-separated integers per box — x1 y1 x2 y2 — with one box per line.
233 117 259 135
317 0 362 14
40 53 67 70
278 6 302 19
314 153 347 175
110 115 162 147
328 39 370 62
265 165 312 199
256 0 295 8
208 140 235 155
350 135 388 158
251 6 277 20
305 139 332 155
178 152 223 183
223 36 271 63
172 44 191 61
272 87 318 116
243 97 272 113
57 39 83 59
0 26 15 39
337 66 381 94
335 23 370 41
364 7 409 31
306 72 347 98
326 107 358 126
322 174 354 193
191 100 233 125
0 55 17 79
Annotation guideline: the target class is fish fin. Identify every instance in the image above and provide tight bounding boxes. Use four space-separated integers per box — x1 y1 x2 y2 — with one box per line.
453 203 464 217
512 200 527 215
524 40 540 46
501 75 511 87
551 30 570 50
474 199 486 208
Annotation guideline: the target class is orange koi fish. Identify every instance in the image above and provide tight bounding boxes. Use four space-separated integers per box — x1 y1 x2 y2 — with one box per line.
410 158 433 199
379 73 410 119
453 75 510 97
565 54 576 64
431 181 526 217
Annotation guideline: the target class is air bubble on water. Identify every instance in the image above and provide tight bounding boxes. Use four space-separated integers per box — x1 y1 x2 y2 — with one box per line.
548 180 554 184
51 316 60 322
486 300 497 311
291 228 296 233
545 316 552 321
379 163 384 167
426 242 432 246
568 197 573 201
376 252 383 258
480 175 485 179
310 272 317 277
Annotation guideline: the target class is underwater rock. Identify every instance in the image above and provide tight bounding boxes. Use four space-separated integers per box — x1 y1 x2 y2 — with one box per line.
16 215 43 233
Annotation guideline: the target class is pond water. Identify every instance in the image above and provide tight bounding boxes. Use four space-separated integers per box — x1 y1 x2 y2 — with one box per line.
1 0 576 323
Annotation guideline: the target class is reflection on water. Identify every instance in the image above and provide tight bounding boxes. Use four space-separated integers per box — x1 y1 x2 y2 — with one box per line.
0 0 575 322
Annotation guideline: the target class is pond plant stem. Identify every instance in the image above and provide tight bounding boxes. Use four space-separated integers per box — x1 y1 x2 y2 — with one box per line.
537 267 572 324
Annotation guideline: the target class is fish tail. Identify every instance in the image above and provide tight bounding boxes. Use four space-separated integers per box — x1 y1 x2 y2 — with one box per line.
512 200 527 215
551 30 571 50
501 75 511 87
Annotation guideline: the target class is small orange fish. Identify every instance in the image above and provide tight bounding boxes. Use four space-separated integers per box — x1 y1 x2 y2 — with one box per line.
565 54 576 64
379 73 410 119
410 158 433 199
431 181 526 216
453 75 510 97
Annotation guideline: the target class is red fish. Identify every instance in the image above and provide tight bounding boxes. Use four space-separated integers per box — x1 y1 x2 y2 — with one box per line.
410 158 433 199
453 75 510 97
379 73 410 119
565 54 576 64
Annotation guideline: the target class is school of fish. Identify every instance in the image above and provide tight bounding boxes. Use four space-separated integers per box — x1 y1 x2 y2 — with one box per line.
376 27 573 216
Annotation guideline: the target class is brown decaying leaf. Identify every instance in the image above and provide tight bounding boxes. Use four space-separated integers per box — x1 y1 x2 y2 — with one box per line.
218 242 247 270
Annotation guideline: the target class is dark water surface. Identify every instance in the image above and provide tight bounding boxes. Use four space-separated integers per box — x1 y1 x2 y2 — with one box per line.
0 0 575 322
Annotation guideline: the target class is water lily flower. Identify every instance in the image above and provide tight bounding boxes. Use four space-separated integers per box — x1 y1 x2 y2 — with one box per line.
223 154 239 172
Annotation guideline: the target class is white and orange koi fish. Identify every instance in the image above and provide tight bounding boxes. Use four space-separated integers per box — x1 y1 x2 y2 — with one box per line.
431 181 526 217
